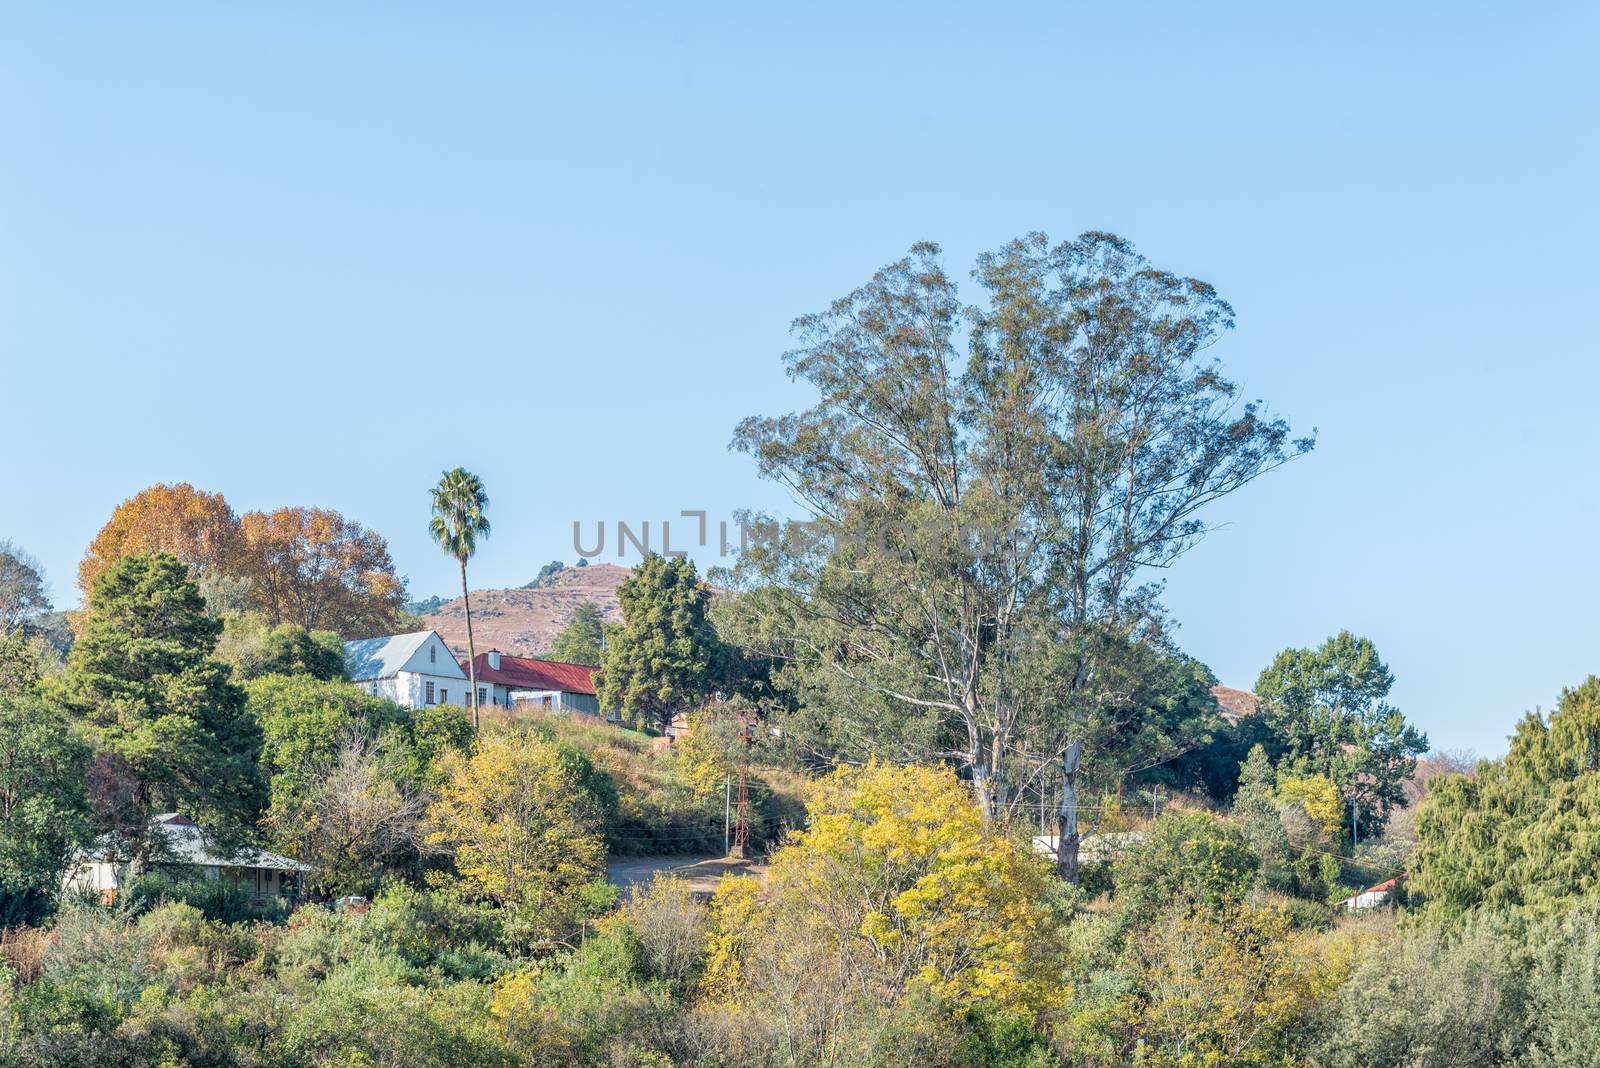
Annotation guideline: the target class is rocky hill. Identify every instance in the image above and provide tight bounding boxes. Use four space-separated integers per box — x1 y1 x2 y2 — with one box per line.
420 563 630 658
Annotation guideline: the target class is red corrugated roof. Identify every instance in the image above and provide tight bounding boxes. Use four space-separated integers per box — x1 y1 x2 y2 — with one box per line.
463 652 597 695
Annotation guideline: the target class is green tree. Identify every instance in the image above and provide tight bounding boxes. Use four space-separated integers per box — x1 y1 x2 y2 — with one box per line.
0 540 51 637
246 673 413 809
550 601 605 666
1413 676 1600 917
1112 808 1259 925
257 623 344 679
596 554 724 728
0 693 89 924
729 233 1309 881
216 612 345 682
1255 631 1428 838
1316 913 1532 1067
429 468 491 728
56 553 264 858
0 631 59 699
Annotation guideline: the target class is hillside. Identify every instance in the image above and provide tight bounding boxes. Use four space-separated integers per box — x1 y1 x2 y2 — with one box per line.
420 562 630 658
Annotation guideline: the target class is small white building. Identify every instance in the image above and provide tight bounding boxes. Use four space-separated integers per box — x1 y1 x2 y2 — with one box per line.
1337 876 1400 912
344 630 470 710
65 813 310 907
1031 831 1149 863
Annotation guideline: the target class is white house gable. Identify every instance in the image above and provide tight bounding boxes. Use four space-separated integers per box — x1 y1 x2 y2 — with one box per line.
398 632 467 680
343 630 470 710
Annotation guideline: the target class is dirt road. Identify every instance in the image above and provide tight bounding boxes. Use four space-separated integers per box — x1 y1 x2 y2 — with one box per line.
605 854 764 900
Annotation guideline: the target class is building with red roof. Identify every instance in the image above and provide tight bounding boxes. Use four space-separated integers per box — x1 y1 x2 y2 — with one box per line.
1336 876 1402 913
461 649 607 718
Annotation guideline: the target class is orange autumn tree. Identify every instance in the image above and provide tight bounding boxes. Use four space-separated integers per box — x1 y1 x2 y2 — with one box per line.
77 483 243 608
237 507 407 638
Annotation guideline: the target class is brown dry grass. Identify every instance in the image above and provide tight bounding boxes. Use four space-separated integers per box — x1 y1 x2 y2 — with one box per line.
0 926 52 986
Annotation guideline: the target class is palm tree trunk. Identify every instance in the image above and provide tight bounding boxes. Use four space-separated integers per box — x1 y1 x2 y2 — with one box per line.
461 558 478 730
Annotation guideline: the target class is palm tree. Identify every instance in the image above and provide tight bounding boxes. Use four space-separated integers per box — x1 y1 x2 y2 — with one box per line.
429 467 491 729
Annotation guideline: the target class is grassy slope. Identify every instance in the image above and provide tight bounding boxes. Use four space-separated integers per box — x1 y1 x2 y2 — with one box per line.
542 716 810 856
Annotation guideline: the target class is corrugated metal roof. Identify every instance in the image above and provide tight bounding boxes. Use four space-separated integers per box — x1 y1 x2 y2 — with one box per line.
83 814 311 871
465 652 597 695
344 630 464 682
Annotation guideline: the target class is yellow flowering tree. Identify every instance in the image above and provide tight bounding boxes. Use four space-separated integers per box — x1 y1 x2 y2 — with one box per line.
1277 774 1344 839
700 760 1068 1059
427 727 608 940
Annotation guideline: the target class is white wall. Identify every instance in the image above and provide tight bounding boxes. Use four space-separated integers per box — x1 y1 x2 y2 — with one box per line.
362 672 471 709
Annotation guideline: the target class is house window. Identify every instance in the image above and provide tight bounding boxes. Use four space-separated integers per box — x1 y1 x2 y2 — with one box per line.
540 694 553 710
478 687 487 705
425 681 435 705
430 645 437 664
440 688 448 705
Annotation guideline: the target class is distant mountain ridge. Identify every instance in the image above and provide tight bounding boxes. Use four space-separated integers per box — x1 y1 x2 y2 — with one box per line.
420 562 629 659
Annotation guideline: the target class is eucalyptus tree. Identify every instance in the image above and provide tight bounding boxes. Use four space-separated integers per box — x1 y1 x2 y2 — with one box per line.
730 231 1311 878
0 540 50 637
429 468 491 729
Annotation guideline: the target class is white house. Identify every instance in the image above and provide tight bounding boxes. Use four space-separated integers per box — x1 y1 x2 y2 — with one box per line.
1337 876 1401 912
65 813 310 907
344 630 470 709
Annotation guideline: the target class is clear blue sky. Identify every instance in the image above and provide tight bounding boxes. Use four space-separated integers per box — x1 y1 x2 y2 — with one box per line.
3 3 1596 757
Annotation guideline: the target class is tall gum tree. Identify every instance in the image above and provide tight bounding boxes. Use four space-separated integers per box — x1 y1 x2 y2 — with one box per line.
730 232 1311 879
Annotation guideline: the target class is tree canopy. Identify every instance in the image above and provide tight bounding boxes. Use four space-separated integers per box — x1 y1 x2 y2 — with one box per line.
0 540 51 637
1413 675 1600 917
77 483 244 605
727 232 1307 881
238 506 408 637
0 693 89 925
1255 631 1428 837
596 554 725 728
55 553 264 856
550 601 606 666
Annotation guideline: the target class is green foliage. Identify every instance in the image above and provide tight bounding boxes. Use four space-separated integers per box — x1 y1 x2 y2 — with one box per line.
1255 631 1428 836
115 871 290 924
1315 912 1533 1066
248 673 413 803
55 552 264 853
729 233 1308 832
429 467 492 565
0 632 59 699
1112 808 1258 923
217 612 345 682
597 553 726 728
551 600 606 666
0 694 89 925
0 540 51 637
1413 675 1600 917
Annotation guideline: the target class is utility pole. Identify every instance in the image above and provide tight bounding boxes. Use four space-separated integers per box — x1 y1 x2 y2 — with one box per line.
732 766 750 858
730 712 754 859
1352 798 1360 848
723 779 731 856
